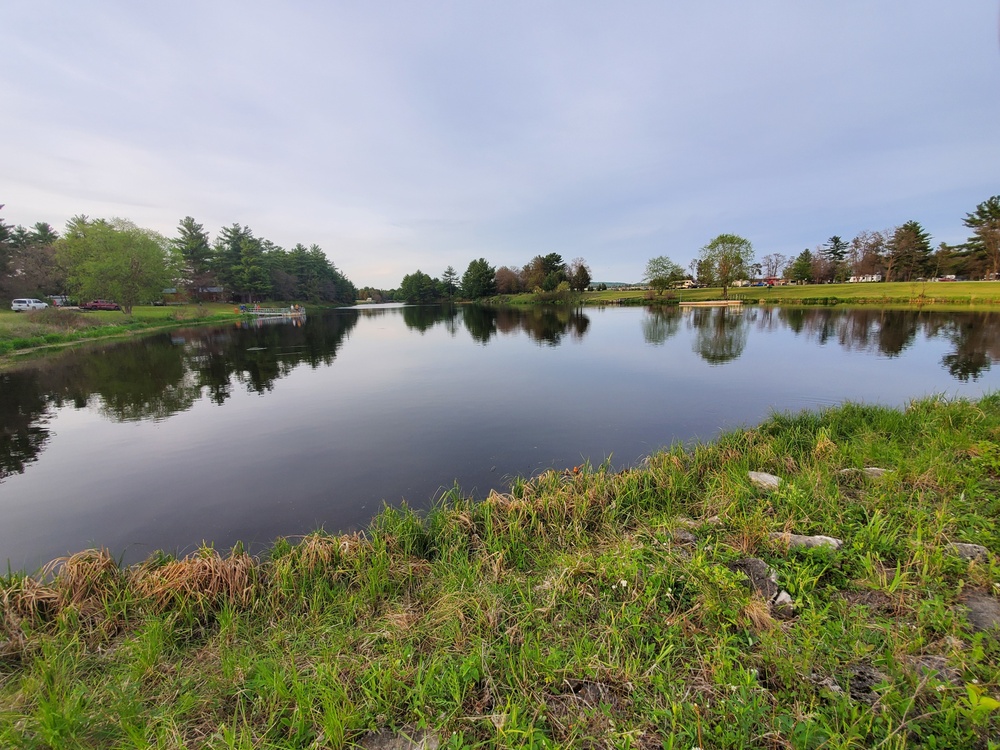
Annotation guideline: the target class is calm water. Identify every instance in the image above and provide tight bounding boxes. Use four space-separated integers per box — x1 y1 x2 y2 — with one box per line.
2 304 999 571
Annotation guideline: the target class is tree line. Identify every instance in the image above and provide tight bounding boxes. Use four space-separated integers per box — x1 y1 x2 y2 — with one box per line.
765 197 1000 285
4 194 997 308
0 209 357 312
369 253 594 304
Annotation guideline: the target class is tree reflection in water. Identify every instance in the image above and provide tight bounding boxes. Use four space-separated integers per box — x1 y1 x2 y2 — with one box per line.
0 371 53 479
1 306 998 483
689 307 749 364
642 307 682 345
0 310 359 479
771 308 998 381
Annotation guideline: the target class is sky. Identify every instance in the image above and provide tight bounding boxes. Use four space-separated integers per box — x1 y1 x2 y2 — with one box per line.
2 2 999 289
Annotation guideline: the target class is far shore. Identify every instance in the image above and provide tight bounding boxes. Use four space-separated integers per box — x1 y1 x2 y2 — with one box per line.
4 281 1000 367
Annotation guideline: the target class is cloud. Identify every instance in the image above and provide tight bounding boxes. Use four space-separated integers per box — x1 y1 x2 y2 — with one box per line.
2 1 998 287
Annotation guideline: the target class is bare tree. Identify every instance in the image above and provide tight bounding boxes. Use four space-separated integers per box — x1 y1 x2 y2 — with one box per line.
761 253 787 279
849 229 890 277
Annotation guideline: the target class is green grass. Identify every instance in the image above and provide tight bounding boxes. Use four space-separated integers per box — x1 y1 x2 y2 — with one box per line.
578 280 1000 308
2 396 998 747
0 304 245 359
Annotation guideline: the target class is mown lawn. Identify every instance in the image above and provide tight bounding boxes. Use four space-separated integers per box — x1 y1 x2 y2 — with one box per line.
2 396 998 748
579 280 1000 308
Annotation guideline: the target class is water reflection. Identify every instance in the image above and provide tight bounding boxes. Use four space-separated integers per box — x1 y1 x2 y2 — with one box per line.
765 308 999 380
642 308 682 345
403 304 457 333
644 306 1000 378
779 308 919 356
0 371 53 479
2 306 999 487
396 303 592 345
936 314 1000 381
688 307 749 364
0 310 359 478
4 304 1000 570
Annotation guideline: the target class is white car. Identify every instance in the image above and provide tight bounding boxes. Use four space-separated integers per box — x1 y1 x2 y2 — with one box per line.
10 298 49 312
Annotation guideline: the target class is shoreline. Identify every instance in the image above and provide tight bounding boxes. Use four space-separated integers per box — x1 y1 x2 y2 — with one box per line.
2 396 998 746
5 284 1000 368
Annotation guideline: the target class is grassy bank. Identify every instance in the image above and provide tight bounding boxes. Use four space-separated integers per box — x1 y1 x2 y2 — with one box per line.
579 280 1000 308
0 304 245 360
2 397 999 748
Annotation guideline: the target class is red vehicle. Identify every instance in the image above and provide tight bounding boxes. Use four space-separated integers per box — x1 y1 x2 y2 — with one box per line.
80 299 121 311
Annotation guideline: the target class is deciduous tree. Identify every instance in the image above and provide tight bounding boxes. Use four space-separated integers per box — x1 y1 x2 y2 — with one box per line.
399 270 438 303
848 230 890 277
57 218 176 315
698 234 754 299
761 253 787 279
643 255 684 295
494 266 524 295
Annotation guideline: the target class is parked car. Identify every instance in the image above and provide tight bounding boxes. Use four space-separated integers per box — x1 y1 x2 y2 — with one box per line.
10 298 49 312
80 299 122 311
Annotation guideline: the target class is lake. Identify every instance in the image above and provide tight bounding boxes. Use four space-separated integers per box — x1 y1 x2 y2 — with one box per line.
2 304 999 571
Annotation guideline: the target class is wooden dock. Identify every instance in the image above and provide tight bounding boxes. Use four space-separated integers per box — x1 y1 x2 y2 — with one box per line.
679 300 743 308
239 305 306 317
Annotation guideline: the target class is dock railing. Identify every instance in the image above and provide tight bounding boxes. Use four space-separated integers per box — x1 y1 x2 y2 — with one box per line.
239 306 305 316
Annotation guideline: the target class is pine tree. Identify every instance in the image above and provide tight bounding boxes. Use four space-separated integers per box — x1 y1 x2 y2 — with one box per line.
963 196 1000 280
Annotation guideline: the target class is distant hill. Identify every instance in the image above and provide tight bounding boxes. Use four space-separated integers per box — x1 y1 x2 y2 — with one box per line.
592 281 634 288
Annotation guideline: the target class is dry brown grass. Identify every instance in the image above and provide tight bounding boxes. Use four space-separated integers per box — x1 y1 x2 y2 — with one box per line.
741 597 777 631
1 549 125 653
285 532 365 573
44 548 122 608
132 546 257 612
1 576 60 654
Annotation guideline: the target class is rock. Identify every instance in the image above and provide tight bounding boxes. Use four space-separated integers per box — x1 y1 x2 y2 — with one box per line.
670 529 697 545
772 590 795 620
809 674 843 695
962 595 1000 636
901 655 962 685
770 532 843 550
728 558 779 601
728 558 798 618
847 664 887 705
361 728 442 750
947 543 991 563
749 471 782 491
562 679 614 707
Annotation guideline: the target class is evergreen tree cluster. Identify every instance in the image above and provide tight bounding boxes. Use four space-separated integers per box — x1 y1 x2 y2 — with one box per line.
0 209 356 305
201 221 355 304
779 195 1000 283
394 253 592 303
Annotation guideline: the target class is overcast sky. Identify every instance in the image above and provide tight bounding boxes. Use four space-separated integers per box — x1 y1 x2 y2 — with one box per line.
2 2 998 288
